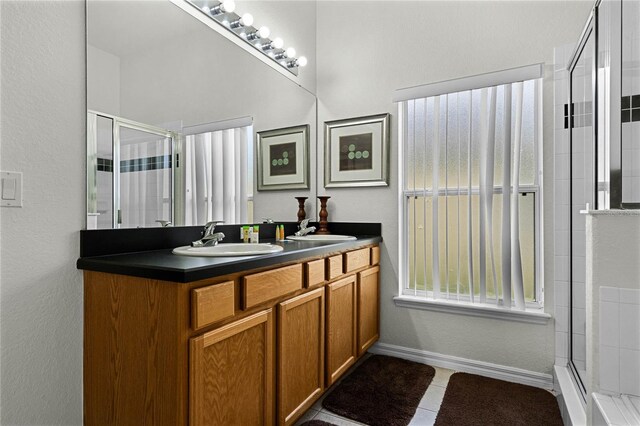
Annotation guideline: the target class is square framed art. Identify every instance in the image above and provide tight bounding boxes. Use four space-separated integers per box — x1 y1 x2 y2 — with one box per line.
257 124 310 191
324 113 390 188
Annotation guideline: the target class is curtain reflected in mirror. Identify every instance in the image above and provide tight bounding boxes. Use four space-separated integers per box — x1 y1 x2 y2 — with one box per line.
184 126 253 226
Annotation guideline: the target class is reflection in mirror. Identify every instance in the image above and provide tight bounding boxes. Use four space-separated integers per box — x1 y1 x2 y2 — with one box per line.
86 0 317 229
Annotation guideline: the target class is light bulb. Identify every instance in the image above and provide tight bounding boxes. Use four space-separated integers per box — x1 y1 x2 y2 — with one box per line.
272 37 284 49
221 0 235 13
285 47 296 58
201 5 211 14
212 0 235 15
258 26 270 39
230 12 253 28
297 56 308 67
268 51 275 58
240 13 253 27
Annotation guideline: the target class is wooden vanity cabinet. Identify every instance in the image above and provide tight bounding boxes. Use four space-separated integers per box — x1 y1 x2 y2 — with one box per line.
190 310 274 426
83 244 379 426
277 288 325 425
357 265 380 355
325 275 357 387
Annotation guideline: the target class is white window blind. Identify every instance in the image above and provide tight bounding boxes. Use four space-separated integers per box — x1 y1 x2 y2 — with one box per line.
184 125 252 225
399 76 542 311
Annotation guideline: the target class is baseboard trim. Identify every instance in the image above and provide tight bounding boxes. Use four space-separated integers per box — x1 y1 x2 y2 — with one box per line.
369 342 554 390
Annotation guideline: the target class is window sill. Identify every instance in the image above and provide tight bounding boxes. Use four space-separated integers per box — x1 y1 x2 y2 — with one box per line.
393 295 551 325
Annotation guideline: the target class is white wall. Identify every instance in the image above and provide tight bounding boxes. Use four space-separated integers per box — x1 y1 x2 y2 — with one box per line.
0 1 85 424
316 0 592 374
87 45 120 115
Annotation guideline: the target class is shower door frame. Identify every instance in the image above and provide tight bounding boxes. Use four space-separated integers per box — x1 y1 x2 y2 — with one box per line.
567 10 598 401
87 110 179 228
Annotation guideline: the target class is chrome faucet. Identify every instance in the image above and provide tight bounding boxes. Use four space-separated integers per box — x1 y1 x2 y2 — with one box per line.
191 221 225 247
294 219 316 236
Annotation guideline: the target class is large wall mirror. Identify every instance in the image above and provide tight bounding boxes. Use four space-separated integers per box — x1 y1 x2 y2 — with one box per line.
86 0 317 229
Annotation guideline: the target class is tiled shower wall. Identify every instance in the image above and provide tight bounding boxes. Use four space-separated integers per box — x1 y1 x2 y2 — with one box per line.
599 286 640 396
554 44 572 368
622 0 640 203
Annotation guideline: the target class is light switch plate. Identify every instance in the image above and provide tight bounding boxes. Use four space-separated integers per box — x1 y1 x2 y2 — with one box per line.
1 171 23 207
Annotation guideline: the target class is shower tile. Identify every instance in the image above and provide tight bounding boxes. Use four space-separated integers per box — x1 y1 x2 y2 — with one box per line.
555 154 570 180
599 345 620 394
619 289 640 305
555 256 569 282
572 308 586 335
555 281 569 307
556 331 568 358
555 179 570 206
554 231 570 256
600 301 619 348
619 349 640 395
555 305 569 332
619 303 640 351
600 287 619 303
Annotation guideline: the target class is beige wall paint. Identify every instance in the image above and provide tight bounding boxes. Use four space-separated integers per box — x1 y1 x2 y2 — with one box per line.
316 0 592 374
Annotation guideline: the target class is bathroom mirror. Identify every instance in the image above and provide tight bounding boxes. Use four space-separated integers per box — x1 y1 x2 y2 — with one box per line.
86 0 317 229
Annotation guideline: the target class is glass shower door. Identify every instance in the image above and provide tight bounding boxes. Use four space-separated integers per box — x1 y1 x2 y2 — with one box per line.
569 25 595 394
116 124 174 228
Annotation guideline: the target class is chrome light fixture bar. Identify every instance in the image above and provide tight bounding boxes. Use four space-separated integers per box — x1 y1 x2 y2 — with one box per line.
186 0 307 76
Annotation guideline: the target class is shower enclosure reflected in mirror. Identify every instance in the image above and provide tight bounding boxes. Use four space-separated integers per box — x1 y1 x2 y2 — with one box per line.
86 0 317 229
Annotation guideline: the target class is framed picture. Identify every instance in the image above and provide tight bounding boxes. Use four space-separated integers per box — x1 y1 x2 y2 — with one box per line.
257 124 310 191
324 113 390 188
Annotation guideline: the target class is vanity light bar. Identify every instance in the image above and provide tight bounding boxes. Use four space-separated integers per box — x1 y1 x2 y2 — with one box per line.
189 0 307 75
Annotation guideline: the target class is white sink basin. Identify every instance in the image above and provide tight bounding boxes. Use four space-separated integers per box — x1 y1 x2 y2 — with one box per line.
286 234 357 242
173 243 283 257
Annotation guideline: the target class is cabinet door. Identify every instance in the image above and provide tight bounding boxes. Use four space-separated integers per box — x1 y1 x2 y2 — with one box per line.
357 266 380 355
326 275 357 386
277 287 325 426
190 309 274 426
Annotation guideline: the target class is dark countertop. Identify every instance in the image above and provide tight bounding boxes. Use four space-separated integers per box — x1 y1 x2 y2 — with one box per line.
77 236 382 283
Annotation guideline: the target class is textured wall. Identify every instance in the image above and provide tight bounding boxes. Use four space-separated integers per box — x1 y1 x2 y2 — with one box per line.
315 0 592 374
0 1 85 424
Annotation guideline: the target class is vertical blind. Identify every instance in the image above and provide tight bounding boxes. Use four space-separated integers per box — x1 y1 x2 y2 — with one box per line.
400 78 541 311
184 126 250 225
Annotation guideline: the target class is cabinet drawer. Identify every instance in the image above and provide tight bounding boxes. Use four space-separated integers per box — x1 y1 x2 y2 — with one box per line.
306 259 325 288
191 281 235 330
371 246 380 265
243 264 303 309
344 248 371 273
326 255 343 281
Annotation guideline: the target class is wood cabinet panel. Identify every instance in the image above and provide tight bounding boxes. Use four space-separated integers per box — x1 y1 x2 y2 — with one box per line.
83 271 188 426
191 280 235 330
305 259 325 288
371 246 380 266
277 288 325 426
325 275 357 386
243 264 303 309
326 255 343 281
357 266 380 355
190 309 274 426
344 248 370 273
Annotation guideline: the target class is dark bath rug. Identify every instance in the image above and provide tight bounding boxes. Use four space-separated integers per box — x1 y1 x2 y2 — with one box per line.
322 354 436 426
434 372 563 426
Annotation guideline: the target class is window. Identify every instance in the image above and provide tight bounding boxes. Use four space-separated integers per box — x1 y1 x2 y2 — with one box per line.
397 66 543 314
181 117 253 225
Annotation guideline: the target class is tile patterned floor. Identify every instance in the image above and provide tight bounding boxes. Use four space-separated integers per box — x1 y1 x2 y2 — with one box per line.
294 363 455 426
